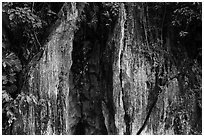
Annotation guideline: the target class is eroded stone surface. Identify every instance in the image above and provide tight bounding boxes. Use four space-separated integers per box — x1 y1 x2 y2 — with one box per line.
23 3 79 135
22 2 201 135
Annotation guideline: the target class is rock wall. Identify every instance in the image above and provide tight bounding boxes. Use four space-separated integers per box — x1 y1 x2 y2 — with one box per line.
19 2 201 135
21 3 79 134
109 3 201 135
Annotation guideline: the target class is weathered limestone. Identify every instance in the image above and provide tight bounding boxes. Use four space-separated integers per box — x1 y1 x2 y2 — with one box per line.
22 3 79 134
19 2 201 135
110 3 201 135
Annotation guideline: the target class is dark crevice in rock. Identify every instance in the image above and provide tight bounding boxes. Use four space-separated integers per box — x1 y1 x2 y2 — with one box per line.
74 119 86 135
136 97 158 135
101 36 117 134
137 66 161 135
70 3 117 134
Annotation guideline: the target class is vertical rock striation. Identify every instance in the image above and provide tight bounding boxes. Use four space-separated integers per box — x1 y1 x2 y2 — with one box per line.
109 3 202 135
17 2 201 135
22 3 79 134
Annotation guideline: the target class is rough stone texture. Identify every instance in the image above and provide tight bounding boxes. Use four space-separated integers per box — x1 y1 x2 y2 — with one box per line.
17 2 201 135
110 3 201 135
21 3 79 135
112 3 126 134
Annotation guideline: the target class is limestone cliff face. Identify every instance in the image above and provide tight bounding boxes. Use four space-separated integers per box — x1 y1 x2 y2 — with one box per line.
109 3 201 135
21 3 79 134
19 2 201 135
